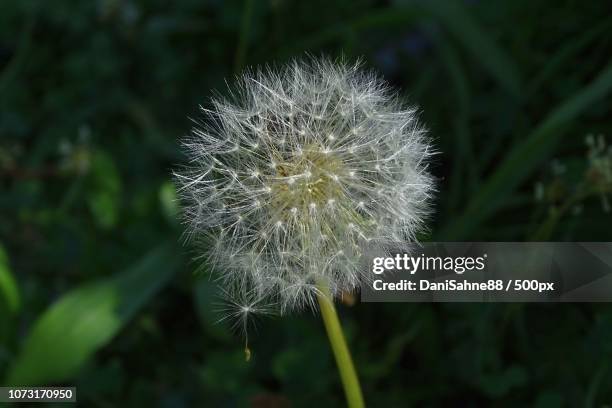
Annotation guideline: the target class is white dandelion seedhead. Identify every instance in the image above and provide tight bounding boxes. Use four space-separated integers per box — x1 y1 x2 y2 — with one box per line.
175 57 435 315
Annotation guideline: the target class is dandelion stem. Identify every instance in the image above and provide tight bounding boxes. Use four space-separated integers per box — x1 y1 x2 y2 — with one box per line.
316 282 365 408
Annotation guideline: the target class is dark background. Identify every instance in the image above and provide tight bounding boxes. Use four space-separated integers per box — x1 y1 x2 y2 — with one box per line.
1 0 612 406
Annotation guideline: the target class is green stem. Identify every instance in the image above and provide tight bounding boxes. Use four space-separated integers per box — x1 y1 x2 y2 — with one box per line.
316 282 365 408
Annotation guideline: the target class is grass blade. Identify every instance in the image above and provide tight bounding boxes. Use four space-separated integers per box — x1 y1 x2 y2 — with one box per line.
439 59 612 240
0 245 20 316
414 0 521 97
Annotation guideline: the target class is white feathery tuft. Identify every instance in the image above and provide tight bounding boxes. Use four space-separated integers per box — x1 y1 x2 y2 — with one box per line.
175 57 435 316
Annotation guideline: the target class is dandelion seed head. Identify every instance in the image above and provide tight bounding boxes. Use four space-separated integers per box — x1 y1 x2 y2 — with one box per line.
175 57 435 314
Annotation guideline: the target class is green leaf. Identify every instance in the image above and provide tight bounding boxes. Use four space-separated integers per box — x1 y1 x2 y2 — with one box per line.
87 150 121 230
429 28 477 212
527 18 612 96
5 243 180 386
0 244 20 343
439 59 612 239
0 244 20 316
159 180 179 225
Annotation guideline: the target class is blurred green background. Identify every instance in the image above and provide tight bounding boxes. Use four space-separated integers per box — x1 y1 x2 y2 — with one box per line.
1 0 612 406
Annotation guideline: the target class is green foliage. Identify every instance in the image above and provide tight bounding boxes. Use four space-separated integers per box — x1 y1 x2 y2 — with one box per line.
440 60 612 239
0 245 20 317
5 244 180 386
0 245 20 345
1 0 611 405
87 150 122 230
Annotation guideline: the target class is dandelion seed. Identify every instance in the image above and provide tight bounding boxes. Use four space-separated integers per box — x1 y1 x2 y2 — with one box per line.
215 286 275 360
175 57 435 316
